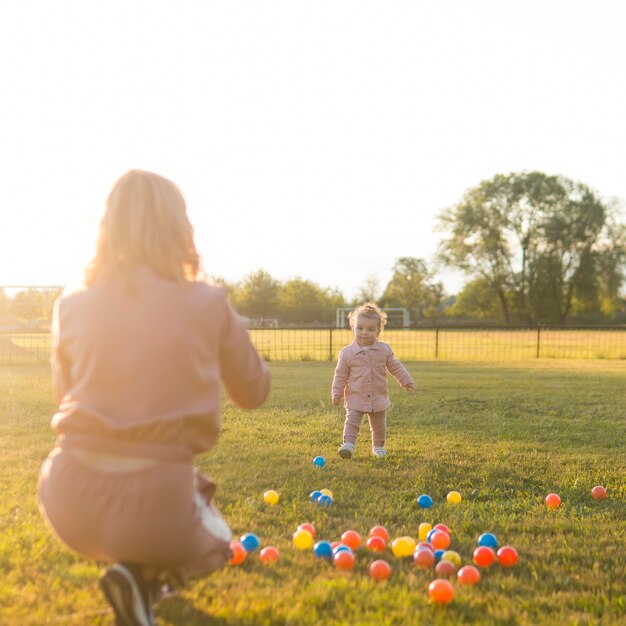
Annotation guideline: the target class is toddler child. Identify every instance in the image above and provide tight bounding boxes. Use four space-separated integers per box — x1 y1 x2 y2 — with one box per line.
331 302 416 458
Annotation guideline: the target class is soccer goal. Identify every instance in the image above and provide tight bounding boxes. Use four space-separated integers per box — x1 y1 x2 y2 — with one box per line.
335 307 410 328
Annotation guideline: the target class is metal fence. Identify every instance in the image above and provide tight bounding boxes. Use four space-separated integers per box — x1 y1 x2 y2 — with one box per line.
1 326 625 366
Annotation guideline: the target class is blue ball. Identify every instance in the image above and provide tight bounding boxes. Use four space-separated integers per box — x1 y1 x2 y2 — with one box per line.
332 544 353 555
313 456 326 467
478 532 498 549
426 528 437 543
309 490 322 503
433 549 445 562
417 494 433 508
318 494 333 508
240 532 260 552
313 540 333 558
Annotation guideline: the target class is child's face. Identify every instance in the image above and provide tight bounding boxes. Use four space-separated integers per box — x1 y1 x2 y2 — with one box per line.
353 314 380 346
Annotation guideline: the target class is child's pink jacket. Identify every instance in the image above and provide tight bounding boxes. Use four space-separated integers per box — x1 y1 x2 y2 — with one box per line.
331 339 414 412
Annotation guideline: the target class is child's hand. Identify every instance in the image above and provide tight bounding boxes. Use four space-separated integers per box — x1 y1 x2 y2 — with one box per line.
332 397 341 407
403 383 417 394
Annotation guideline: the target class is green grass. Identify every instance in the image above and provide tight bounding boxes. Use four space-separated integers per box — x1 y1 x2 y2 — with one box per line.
1 361 625 625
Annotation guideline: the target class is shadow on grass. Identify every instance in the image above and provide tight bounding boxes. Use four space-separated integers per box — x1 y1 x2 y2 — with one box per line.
158 596 228 626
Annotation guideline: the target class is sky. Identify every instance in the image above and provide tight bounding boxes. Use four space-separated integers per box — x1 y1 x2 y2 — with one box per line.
1 1 625 300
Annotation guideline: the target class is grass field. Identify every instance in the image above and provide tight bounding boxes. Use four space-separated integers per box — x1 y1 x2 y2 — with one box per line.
1 360 625 625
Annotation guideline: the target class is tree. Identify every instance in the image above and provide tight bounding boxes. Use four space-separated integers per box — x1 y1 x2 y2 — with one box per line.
234 270 280 319
277 279 346 325
437 172 625 324
356 274 381 303
448 278 509 321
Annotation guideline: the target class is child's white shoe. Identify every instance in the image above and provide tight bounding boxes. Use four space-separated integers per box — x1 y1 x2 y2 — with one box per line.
338 442 355 459
372 447 386 458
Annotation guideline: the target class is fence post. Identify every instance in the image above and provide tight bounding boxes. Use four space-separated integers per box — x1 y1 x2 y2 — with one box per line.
329 328 333 361
536 326 541 358
435 328 439 359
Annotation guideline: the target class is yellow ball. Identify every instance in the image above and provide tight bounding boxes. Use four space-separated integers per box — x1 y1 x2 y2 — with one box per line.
418 522 432 542
441 550 462 567
320 488 333 499
263 490 279 505
391 536 416 558
447 490 462 504
292 529 313 550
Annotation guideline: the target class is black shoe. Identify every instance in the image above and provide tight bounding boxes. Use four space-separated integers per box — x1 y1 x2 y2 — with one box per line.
99 563 156 626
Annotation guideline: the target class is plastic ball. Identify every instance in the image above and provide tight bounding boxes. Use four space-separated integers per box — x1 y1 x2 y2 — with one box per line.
478 532 498 549
497 545 519 567
433 549 446 562
297 523 316 539
313 456 326 467
366 536 386 552
263 490 279 505
292 529 314 550
417 494 433 508
446 491 462 504
318 494 333 508
416 541 434 552
330 541 341 550
369 559 392 581
441 550 461 568
545 493 561 509
313 540 333 558
240 533 260 552
428 578 454 604
229 540 246 565
413 547 435 568
418 522 432 542
430 530 451 550
457 565 481 585
259 546 280 564
473 546 496 568
369 525 389 541
591 485 607 500
332 543 352 555
435 559 457 577
309 490 322 503
341 530 362 551
391 536 416 558
433 523 451 535
333 549 355 570
320 488 333 499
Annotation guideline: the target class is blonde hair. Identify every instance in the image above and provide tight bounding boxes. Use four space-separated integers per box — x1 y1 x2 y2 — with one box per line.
84 170 200 285
348 302 387 331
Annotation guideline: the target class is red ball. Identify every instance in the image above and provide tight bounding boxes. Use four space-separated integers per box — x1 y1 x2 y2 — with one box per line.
229 540 246 565
430 530 451 550
413 548 435 569
297 523 316 538
334 550 355 570
435 559 457 578
341 529 362 550
457 565 481 585
591 485 607 500
259 546 280 564
366 535 386 552
369 525 389 541
428 578 454 604
369 559 392 581
433 523 451 535
416 541 434 552
497 545 519 567
545 493 561 509
473 546 496 568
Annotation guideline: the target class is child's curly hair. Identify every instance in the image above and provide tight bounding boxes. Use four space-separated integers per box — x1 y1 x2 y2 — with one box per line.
348 302 388 332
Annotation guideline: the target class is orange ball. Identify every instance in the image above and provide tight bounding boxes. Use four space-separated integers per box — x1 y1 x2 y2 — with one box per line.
413 548 435 569
229 540 246 565
369 559 392 581
366 535 386 552
435 559 457 578
430 530 451 550
369 525 389 541
341 529 362 551
297 523 316 538
428 578 454 604
333 550 355 570
591 485 607 500
496 545 519 567
457 565 481 585
472 546 495 568
259 546 280 564
545 493 561 509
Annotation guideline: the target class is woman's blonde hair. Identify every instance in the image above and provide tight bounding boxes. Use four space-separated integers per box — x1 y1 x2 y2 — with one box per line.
84 170 200 285
348 302 387 331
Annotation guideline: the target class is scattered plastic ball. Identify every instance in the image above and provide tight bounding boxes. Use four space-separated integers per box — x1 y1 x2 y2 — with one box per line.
369 559 392 581
320 488 333 499
332 544 352 555
313 540 333 558
313 456 326 467
391 536 416 558
545 493 561 509
318 494 333 508
259 546 280 564
416 541 434 553
441 550 461 568
497 545 519 567
591 485 607 500
473 546 496 568
333 549 355 570
341 530 362 551
309 490 322 503
478 532 498 549
433 549 446 562
428 578 454 604
430 530 451 550
457 565 481 585
433 523 451 535
263 490 279 505
417 494 433 509
446 491 462 504
366 536 386 552
435 559 457 577
229 540 246 565
413 547 435 568
418 522 432 542
240 533 260 552
293 529 313 550
297 523 316 539
369 525 389 541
